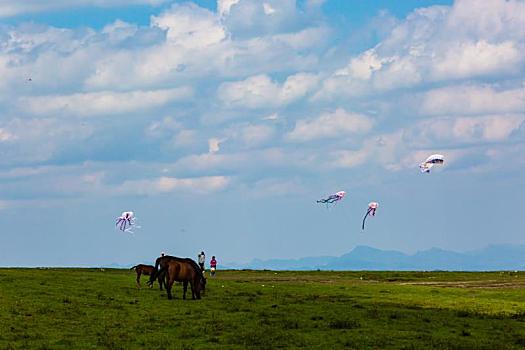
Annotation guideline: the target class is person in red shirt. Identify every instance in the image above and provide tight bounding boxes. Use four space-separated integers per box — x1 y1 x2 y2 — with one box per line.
210 256 217 276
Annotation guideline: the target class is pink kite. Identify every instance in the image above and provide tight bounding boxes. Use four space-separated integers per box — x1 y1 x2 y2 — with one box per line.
362 202 378 230
317 191 346 207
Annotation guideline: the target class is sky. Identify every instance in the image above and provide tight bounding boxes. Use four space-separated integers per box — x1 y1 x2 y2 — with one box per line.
1 0 524 267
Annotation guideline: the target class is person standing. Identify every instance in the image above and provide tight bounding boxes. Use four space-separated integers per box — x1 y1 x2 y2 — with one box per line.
198 251 205 272
210 256 217 276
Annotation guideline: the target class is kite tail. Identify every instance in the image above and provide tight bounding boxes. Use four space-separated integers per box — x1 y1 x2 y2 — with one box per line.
362 209 371 230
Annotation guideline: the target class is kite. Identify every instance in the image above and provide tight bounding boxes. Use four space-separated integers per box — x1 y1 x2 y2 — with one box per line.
419 154 444 173
116 211 136 233
362 202 378 230
317 191 346 207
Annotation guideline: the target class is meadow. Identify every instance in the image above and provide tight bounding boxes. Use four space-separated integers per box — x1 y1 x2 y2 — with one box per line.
1 268 525 349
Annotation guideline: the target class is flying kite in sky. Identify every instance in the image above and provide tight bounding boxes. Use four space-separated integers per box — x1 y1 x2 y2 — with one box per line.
116 211 136 233
317 191 346 207
362 202 378 230
419 154 444 173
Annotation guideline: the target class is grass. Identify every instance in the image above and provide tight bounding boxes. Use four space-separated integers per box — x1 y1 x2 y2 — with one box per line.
1 269 525 349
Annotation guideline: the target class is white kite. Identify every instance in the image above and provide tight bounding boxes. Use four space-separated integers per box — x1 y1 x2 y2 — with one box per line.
419 154 444 173
116 211 138 233
362 202 378 230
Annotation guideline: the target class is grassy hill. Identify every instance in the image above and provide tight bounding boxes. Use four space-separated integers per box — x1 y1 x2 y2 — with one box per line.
1 269 525 349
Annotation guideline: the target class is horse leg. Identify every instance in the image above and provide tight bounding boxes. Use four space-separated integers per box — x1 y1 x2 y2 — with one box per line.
182 281 188 300
166 278 174 300
189 280 196 300
194 277 201 300
136 271 141 288
158 274 163 291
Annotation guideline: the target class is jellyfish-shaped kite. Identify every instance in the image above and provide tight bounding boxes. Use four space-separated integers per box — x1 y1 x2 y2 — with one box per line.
419 154 444 173
317 191 346 207
116 211 135 232
362 202 378 230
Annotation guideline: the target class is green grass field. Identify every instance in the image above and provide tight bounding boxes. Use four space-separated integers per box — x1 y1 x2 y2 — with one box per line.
1 269 525 349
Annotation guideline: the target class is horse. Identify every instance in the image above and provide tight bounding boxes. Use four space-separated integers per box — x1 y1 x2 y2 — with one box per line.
164 259 205 300
148 255 206 300
130 264 156 288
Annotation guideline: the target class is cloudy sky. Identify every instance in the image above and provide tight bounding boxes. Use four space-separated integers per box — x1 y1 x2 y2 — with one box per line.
1 0 524 267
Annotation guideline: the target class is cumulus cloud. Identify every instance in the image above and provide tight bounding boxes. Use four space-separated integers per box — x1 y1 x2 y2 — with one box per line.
0 118 94 165
239 124 275 147
221 0 305 38
432 40 520 80
287 108 374 142
316 0 525 100
1 0 525 203
218 73 318 108
406 114 525 147
420 83 525 116
218 0 241 17
116 175 230 195
21 88 192 117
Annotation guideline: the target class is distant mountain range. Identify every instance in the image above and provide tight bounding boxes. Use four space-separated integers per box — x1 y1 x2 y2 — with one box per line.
223 245 525 271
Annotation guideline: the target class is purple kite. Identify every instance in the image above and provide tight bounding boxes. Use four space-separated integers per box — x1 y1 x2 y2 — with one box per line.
116 211 135 232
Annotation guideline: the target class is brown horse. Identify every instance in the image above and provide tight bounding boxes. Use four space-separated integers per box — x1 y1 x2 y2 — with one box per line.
130 264 155 288
164 259 204 300
148 255 206 300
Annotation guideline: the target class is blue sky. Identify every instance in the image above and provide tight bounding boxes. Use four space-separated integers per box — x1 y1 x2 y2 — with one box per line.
1 0 524 267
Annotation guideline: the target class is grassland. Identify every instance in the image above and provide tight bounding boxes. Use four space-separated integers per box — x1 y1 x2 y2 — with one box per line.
1 269 525 349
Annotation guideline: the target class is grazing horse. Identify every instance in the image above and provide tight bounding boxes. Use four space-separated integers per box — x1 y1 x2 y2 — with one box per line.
148 255 206 300
164 259 204 300
130 264 155 288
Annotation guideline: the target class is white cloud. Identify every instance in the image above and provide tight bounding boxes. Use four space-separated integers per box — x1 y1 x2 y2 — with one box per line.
221 0 301 38
420 83 525 116
316 0 525 100
335 49 391 80
146 117 182 138
151 3 226 48
330 149 369 169
239 124 275 147
287 108 374 142
406 114 525 147
218 73 318 108
21 88 192 117
0 118 94 165
116 175 230 195
262 113 279 121
218 0 241 17
246 178 305 198
432 40 520 80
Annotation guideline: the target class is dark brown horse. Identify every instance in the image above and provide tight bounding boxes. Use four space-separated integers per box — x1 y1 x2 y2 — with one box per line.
130 264 155 288
148 255 206 300
164 259 204 300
